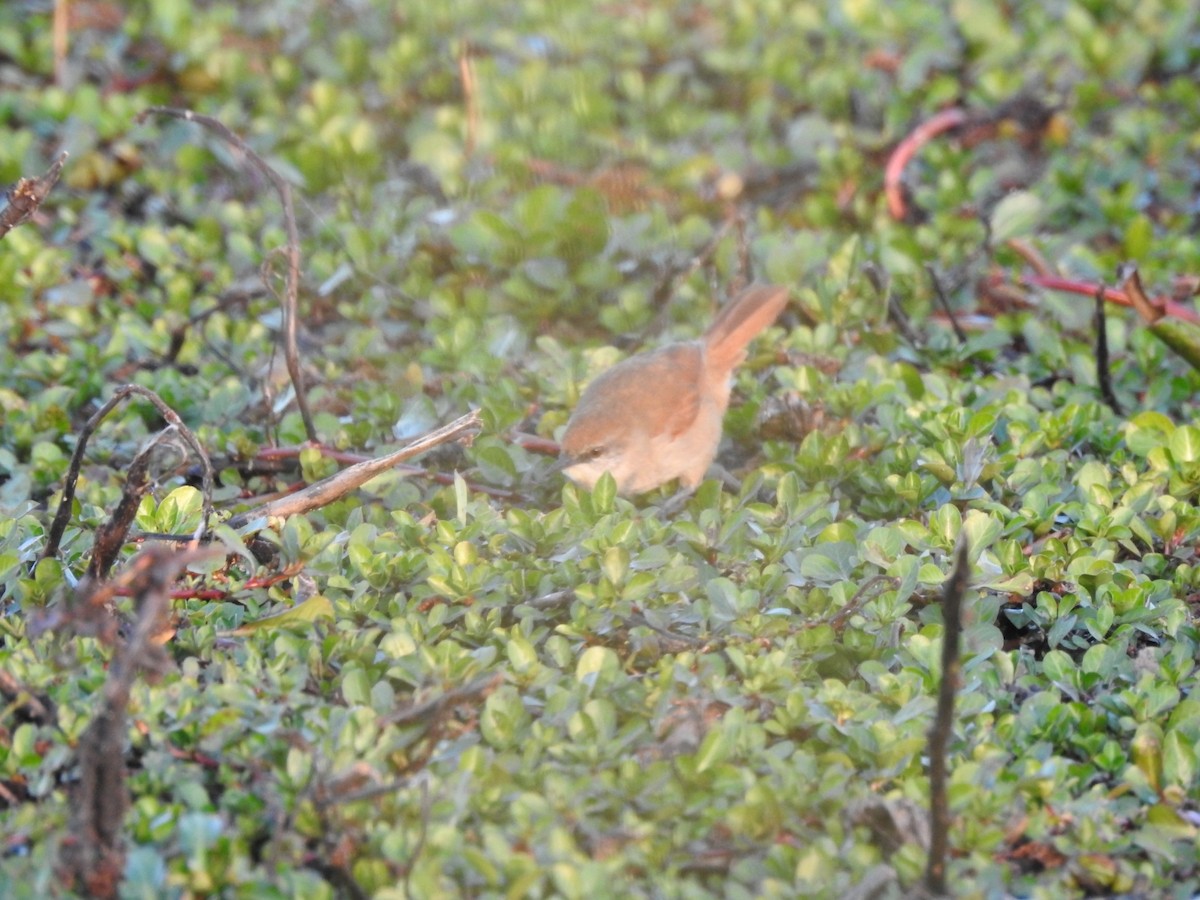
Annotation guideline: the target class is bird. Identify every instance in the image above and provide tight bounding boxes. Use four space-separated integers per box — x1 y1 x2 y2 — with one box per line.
554 283 789 495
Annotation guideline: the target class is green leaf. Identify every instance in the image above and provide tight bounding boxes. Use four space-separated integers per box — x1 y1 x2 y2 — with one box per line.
990 190 1042 242
1169 424 1200 464
156 485 203 534
1162 728 1196 791
693 725 731 773
1131 722 1163 793
591 471 617 513
575 646 619 686
225 594 334 636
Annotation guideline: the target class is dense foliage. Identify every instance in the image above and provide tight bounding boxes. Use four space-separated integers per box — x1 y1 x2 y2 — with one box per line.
2 0 1200 896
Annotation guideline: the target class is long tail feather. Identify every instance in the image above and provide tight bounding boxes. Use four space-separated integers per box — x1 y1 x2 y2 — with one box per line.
704 284 789 374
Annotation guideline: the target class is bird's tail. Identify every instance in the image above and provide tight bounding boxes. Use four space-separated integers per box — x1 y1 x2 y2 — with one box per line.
703 283 789 374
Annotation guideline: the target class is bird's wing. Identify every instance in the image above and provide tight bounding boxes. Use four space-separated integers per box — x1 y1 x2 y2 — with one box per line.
580 343 703 441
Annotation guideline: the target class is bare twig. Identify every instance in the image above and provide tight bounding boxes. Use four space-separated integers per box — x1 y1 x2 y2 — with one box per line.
884 108 968 221
1019 273 1200 324
403 777 432 899
0 152 68 240
825 575 898 631
226 409 481 529
926 265 968 345
1094 287 1121 415
136 107 316 443
1004 237 1052 277
458 41 478 158
53 0 70 86
41 385 214 564
925 534 969 896
255 443 526 501
1117 263 1160 324
0 669 56 725
59 547 213 899
382 673 500 728
525 589 576 610
87 435 156 580
643 217 738 342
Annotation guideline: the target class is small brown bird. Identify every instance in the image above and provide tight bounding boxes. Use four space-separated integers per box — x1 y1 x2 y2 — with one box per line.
555 283 789 495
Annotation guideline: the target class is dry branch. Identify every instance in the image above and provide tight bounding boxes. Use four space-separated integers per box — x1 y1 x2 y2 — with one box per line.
135 106 316 443
0 152 68 240
925 534 969 895
58 547 214 898
1094 287 1121 415
1021 273 1200 324
226 409 481 529
41 385 214 563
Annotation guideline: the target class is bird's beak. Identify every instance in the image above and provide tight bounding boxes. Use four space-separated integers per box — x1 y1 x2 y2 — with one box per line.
544 452 575 480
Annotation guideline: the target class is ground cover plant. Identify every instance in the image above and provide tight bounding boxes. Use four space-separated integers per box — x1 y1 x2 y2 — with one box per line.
2 0 1200 896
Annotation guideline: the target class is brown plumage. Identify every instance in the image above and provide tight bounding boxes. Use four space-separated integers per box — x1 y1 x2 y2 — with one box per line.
557 284 789 495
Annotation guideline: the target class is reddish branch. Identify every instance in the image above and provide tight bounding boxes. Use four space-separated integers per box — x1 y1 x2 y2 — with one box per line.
884 108 967 221
1020 273 1200 324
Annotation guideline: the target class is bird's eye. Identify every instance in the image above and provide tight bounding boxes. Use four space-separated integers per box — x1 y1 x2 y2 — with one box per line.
588 446 604 459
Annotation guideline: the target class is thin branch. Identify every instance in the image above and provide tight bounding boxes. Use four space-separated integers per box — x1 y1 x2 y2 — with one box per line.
135 107 316 443
884 108 968 221
382 673 500 729
1094 287 1121 415
88 433 162 580
59 547 214 899
826 575 898 631
226 409 481 529
0 669 56 726
926 265 968 345
525 589 576 611
458 41 478 158
643 216 738 343
403 777 432 899
1004 237 1052 277
0 152 68 240
41 385 214 564
925 534 969 896
254 443 526 501
1020 273 1200 324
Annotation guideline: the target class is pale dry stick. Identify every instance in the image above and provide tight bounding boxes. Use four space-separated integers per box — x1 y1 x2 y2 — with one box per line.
135 106 316 443
458 41 478 158
226 409 482 529
53 0 69 85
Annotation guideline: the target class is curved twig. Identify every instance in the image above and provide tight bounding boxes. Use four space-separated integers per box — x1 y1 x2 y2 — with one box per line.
135 107 316 443
41 385 215 562
885 108 968 221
